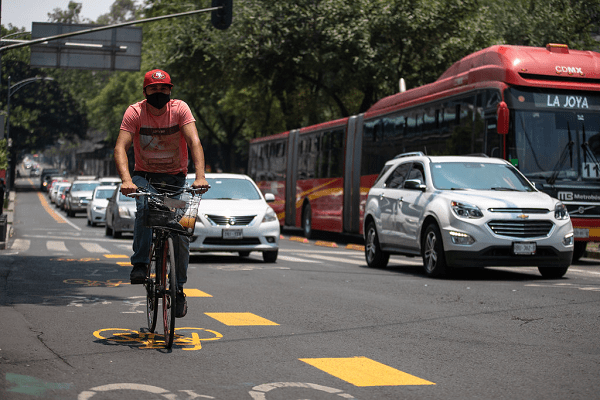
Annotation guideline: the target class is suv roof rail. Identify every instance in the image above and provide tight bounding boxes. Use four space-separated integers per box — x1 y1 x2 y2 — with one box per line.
394 151 424 159
464 153 489 157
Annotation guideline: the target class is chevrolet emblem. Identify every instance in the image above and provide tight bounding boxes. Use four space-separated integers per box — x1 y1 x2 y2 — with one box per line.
517 214 529 219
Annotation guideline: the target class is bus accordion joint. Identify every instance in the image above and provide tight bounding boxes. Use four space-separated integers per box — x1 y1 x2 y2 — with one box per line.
497 101 509 135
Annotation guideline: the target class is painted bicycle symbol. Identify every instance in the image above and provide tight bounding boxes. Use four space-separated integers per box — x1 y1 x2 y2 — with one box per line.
93 327 223 350
64 279 130 287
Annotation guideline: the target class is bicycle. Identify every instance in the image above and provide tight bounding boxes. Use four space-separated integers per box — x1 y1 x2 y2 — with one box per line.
129 183 204 348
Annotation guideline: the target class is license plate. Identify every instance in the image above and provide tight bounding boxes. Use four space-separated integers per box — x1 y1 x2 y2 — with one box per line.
513 242 536 255
222 229 243 239
573 228 589 238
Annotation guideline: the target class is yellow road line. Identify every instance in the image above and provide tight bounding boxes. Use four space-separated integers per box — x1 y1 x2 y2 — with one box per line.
205 312 279 326
184 288 212 297
299 357 435 387
36 193 65 223
116 261 132 266
104 254 129 258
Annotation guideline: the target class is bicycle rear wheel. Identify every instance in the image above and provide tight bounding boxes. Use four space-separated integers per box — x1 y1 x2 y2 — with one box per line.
162 236 177 348
145 242 158 333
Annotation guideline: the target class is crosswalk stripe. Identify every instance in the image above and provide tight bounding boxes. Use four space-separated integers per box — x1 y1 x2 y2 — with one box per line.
10 239 30 251
302 253 366 265
80 242 109 253
47 240 69 253
278 255 321 263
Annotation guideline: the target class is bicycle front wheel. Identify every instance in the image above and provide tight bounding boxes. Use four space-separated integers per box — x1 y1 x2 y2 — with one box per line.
146 242 158 333
162 236 177 348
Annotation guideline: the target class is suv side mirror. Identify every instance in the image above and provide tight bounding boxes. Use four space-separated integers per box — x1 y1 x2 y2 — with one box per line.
404 179 426 191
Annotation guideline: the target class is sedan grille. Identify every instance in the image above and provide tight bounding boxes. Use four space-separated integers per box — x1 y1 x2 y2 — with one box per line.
487 220 554 238
205 215 256 226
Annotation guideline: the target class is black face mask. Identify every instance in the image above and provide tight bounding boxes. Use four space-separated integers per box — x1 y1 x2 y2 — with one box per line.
146 92 170 109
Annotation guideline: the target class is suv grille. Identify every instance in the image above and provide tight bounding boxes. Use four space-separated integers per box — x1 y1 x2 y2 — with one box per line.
206 215 256 226
487 220 553 238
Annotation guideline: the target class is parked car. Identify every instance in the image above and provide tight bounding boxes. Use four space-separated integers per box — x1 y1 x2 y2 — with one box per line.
186 173 280 262
64 180 100 217
50 182 71 204
363 152 574 278
105 184 136 238
87 185 117 226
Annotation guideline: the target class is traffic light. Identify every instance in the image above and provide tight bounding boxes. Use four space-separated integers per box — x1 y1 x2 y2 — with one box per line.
211 0 232 30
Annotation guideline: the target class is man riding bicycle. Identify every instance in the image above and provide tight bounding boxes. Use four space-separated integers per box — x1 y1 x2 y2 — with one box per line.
114 69 209 318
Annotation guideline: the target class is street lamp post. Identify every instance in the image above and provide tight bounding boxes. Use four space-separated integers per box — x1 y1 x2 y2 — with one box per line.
4 76 54 193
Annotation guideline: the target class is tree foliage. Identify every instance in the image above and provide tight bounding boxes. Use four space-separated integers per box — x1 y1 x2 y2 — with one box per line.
2 0 600 173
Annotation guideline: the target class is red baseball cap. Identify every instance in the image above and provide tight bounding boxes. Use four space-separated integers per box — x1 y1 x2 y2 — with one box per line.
143 69 173 89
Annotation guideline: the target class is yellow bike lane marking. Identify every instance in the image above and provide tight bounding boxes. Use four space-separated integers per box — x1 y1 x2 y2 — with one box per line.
300 357 435 386
93 253 435 386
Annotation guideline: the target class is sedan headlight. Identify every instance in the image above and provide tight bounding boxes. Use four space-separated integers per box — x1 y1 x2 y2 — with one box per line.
450 201 483 219
118 206 132 217
262 206 278 223
554 202 569 220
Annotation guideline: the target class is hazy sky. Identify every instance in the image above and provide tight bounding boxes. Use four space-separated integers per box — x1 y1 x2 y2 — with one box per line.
2 0 113 30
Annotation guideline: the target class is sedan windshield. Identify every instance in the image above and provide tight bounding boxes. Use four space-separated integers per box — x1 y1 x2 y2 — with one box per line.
430 162 535 191
194 178 261 200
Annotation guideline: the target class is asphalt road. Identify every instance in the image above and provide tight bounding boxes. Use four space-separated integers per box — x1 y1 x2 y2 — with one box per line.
1 177 600 400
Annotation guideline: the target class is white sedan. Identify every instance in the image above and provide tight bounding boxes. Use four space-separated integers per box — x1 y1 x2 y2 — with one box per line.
187 173 280 262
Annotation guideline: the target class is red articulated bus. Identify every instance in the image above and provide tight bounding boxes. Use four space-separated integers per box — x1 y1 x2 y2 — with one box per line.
248 43 600 260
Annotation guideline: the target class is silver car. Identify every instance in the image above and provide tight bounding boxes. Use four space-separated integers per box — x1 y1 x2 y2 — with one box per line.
87 185 117 226
105 184 136 238
187 173 280 262
64 180 100 217
363 153 574 278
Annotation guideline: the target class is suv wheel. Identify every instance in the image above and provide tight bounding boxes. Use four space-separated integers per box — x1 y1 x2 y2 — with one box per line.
538 266 569 279
365 222 389 268
422 223 448 277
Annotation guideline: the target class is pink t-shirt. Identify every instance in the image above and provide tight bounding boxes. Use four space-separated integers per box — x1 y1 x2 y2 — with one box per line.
120 99 196 174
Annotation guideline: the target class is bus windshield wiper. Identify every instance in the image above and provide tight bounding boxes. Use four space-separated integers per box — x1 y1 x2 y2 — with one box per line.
490 187 521 191
548 123 574 185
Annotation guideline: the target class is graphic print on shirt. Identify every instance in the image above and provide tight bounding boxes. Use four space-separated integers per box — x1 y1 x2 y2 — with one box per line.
139 125 180 166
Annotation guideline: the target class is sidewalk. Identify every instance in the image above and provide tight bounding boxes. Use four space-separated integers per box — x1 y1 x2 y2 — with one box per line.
0 191 15 250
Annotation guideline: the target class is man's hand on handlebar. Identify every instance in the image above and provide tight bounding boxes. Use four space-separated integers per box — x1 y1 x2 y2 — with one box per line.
120 181 138 196
192 178 210 194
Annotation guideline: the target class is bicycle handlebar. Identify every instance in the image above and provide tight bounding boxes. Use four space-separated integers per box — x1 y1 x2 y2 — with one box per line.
127 185 209 198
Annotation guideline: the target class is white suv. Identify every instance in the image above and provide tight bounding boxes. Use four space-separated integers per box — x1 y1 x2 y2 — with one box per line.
363 153 574 278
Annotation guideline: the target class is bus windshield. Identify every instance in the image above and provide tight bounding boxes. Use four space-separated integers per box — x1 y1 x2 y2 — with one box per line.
508 89 600 182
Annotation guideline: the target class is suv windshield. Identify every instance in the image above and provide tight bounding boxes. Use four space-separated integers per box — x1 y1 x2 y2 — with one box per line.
430 162 535 191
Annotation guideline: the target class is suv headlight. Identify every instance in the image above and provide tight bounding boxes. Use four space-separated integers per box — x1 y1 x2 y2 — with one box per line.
451 201 483 219
555 202 569 220
262 207 277 223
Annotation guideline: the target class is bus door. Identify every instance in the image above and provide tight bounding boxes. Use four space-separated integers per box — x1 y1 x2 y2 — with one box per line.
343 114 363 234
285 129 300 227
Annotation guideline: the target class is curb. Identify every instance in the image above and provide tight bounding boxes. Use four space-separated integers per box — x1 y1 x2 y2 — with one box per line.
0 191 14 250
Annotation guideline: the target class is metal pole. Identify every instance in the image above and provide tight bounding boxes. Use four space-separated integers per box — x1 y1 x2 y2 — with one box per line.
6 76 10 143
0 6 220 53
